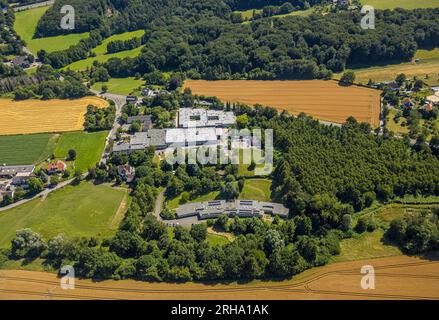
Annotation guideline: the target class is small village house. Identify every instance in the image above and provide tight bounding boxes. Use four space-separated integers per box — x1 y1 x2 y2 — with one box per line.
47 160 67 175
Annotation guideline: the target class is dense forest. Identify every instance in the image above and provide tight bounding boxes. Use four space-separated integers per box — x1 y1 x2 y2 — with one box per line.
40 0 439 80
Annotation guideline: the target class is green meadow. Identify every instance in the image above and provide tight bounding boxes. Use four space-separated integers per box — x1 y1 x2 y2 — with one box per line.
54 131 107 172
14 5 89 54
0 182 127 248
92 77 144 95
63 46 143 71
62 29 145 71
239 179 272 202
360 0 439 9
0 133 59 165
92 30 145 56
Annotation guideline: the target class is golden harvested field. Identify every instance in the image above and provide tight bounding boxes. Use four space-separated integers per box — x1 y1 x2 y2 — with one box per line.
0 97 109 135
1 255 438 300
184 80 382 127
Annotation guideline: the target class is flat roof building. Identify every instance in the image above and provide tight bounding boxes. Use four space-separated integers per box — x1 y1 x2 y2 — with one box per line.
178 108 235 128
0 165 35 178
176 199 289 220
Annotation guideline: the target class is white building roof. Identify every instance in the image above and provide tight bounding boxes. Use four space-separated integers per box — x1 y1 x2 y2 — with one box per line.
178 108 235 128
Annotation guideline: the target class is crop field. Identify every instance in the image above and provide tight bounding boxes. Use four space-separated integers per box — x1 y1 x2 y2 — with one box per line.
1 254 438 299
14 6 89 54
360 0 439 9
0 182 127 248
0 97 109 135
0 133 58 165
54 131 108 172
184 80 381 127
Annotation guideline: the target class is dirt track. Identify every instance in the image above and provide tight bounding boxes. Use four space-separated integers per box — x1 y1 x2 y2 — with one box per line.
183 80 381 127
1 255 438 300
0 97 109 135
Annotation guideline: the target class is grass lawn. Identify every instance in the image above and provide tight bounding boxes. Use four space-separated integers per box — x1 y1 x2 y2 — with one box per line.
360 0 439 9
206 233 230 246
415 48 439 60
239 179 272 202
333 200 439 262
386 108 409 136
92 77 144 95
0 133 59 165
0 182 127 248
92 30 145 56
14 5 89 54
167 191 220 210
63 46 143 71
54 131 107 172
331 229 402 262
237 7 315 21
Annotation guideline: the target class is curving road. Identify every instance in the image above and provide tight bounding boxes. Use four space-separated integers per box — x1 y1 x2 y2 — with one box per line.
91 90 127 163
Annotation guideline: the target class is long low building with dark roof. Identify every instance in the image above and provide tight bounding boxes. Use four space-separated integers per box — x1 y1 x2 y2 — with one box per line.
175 199 289 220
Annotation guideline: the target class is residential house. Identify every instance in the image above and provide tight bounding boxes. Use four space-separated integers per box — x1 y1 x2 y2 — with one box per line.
117 165 136 183
47 160 67 175
12 56 30 68
126 96 138 104
401 98 414 108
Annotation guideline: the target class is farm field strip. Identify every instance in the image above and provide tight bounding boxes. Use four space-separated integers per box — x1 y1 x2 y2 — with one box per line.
1 255 438 299
0 97 109 135
184 80 381 127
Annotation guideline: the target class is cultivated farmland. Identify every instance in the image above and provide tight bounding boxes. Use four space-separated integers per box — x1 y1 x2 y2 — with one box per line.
0 97 109 135
184 80 381 127
1 254 438 299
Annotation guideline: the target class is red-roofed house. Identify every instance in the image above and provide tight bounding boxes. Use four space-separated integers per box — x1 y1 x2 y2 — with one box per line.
48 160 67 174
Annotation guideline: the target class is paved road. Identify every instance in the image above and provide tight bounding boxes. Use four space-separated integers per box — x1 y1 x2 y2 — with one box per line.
91 90 127 163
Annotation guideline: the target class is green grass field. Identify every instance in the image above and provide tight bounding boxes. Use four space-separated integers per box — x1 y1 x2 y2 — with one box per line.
54 131 107 172
62 46 143 71
360 0 439 9
332 200 439 262
14 6 89 54
92 30 145 56
167 191 220 210
92 77 144 95
0 182 126 248
206 233 230 246
0 133 59 165
239 179 272 202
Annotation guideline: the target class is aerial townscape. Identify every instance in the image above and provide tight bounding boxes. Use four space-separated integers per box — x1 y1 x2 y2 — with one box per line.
0 0 438 301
